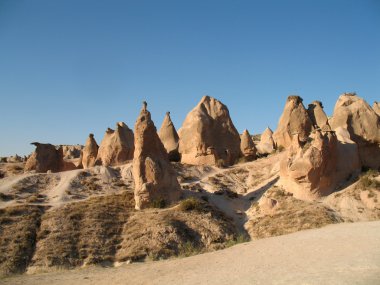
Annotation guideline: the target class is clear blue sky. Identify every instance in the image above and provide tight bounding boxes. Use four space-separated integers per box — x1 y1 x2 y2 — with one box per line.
0 0 379 156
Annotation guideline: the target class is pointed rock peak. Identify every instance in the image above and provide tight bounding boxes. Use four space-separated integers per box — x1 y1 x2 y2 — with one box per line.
264 127 273 134
106 128 114 134
242 129 249 135
287 95 303 104
373 101 380 116
309 100 324 108
89 133 94 138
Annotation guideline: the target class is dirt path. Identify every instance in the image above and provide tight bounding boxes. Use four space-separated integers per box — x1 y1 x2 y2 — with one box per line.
4 221 379 285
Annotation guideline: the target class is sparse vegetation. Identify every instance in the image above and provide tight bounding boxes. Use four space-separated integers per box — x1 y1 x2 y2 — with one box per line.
150 198 167 209
178 197 204 211
225 233 250 248
358 169 380 190
178 241 201 257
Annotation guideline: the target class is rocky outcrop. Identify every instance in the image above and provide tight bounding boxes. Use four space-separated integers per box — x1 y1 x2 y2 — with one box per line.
240 130 256 160
25 143 76 173
307 101 330 130
133 103 181 210
373 101 380 117
279 131 338 200
178 96 241 166
273 96 313 149
256 127 275 155
79 134 99 169
330 93 380 169
59 145 83 159
96 122 134 166
279 126 362 200
6 155 23 163
158 112 180 161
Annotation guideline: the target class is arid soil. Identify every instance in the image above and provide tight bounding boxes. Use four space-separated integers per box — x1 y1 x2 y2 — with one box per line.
0 152 379 277
3 221 380 285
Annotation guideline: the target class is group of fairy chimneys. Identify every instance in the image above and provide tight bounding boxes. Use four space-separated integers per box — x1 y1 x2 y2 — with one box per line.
274 93 380 200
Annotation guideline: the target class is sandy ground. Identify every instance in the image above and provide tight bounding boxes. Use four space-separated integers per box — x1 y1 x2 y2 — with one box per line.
3 221 380 285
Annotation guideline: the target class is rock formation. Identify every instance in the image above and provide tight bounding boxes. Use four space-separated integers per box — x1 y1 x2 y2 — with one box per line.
256 127 275 155
178 96 241 166
279 131 338 200
373 101 380 117
96 122 134 166
307 101 330 130
79 134 99 169
133 102 181 210
25 143 76 173
240 129 257 160
273 96 313 149
330 93 380 169
158 112 180 161
59 145 83 159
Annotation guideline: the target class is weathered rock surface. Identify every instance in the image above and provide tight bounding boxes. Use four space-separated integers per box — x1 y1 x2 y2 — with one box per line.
373 101 380 117
59 145 83 159
307 101 330 130
79 134 99 169
96 122 134 166
133 103 181 210
330 93 380 169
240 130 257 160
273 96 313 149
158 112 180 161
25 143 76 173
256 127 276 155
178 96 241 166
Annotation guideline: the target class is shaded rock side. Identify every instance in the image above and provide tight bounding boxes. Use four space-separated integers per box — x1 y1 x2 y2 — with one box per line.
256 127 275 155
96 122 134 166
59 145 83 159
330 93 380 169
307 101 330 130
79 134 99 169
373 101 380 117
240 129 257 159
25 143 76 173
273 96 313 149
133 104 181 210
178 96 241 166
158 112 180 162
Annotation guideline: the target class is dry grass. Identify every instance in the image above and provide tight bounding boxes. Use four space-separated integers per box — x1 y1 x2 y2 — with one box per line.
358 170 380 190
0 205 45 276
247 188 342 239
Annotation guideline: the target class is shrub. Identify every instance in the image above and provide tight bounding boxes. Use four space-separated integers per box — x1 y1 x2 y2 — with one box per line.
358 170 380 189
225 233 250 248
277 145 285 152
178 241 201 257
150 198 166 209
178 197 204 211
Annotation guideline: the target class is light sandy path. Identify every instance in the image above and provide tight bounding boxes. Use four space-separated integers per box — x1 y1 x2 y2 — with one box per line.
3 221 380 285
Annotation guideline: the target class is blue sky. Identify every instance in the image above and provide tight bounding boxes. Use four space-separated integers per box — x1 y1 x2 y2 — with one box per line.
0 0 379 156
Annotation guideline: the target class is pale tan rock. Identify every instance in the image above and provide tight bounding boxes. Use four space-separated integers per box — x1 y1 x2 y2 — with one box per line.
133 103 181 210
60 145 83 159
158 112 180 161
240 129 257 159
373 101 380 117
79 134 99 169
279 131 338 200
307 101 330 130
25 143 76 173
256 127 275 155
96 122 134 166
330 93 380 169
273 96 313 149
178 96 241 166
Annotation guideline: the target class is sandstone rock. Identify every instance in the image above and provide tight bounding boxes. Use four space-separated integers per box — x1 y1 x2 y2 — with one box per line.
330 93 380 169
79 134 99 169
59 145 83 159
273 96 313 149
256 127 275 155
25 143 76 173
279 131 338 200
178 96 241 166
6 154 23 163
240 129 257 160
96 122 134 166
133 102 181 210
279 125 362 200
373 101 380 117
158 112 180 161
307 101 330 130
